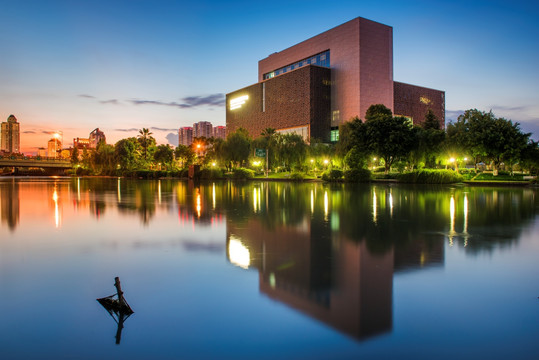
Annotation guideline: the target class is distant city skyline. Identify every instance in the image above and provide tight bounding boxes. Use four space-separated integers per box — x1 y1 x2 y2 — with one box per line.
1 0 538 154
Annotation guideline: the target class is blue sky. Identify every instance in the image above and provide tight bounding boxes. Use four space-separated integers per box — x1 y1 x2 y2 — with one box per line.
1 0 538 152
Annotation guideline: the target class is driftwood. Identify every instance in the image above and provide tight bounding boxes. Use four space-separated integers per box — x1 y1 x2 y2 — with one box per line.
97 277 134 344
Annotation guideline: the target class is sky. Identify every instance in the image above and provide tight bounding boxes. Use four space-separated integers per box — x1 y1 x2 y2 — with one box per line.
1 0 538 154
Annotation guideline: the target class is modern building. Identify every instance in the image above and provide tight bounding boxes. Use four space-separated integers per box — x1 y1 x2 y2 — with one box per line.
73 137 91 150
226 17 445 142
193 121 213 139
47 138 61 158
73 128 106 150
1 115 20 154
179 127 194 146
89 128 106 148
213 126 226 140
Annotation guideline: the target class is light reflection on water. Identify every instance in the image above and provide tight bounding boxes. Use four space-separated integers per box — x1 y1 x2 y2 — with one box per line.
0 178 538 359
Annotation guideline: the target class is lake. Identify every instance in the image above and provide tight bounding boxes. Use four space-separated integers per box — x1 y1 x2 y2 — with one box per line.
0 178 538 359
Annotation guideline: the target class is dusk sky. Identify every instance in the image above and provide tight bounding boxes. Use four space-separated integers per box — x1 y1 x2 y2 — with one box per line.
1 0 538 154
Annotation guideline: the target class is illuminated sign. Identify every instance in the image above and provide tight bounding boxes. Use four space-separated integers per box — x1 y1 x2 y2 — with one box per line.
420 96 432 105
230 95 249 110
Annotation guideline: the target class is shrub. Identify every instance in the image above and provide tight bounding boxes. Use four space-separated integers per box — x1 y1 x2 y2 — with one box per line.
289 172 304 181
474 173 524 181
397 169 463 184
344 168 371 182
322 169 343 182
232 168 254 179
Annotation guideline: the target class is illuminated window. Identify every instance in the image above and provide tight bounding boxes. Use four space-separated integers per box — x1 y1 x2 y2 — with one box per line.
330 129 339 142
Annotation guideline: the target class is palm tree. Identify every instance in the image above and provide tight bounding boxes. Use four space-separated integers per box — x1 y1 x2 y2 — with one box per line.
138 128 153 161
261 128 276 139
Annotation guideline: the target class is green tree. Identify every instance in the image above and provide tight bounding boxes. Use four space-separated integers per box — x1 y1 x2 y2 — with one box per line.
276 133 307 172
446 109 530 174
174 144 196 167
138 128 154 162
91 141 115 174
154 144 174 170
353 104 416 174
71 146 79 165
115 138 137 171
223 128 251 168
365 104 393 121
423 109 441 130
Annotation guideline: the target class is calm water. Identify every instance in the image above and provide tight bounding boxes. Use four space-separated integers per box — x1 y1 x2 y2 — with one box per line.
0 178 538 359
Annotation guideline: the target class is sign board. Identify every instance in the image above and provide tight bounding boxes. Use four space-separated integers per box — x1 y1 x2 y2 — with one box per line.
255 148 266 157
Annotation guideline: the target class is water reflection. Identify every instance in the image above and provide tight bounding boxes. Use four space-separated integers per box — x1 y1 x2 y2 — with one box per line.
0 179 19 231
1 179 538 340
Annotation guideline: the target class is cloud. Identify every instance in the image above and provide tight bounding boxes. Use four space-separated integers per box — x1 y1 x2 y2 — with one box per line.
129 93 225 109
151 127 177 132
489 105 529 113
113 128 139 132
99 99 120 105
22 130 36 134
78 94 95 99
166 132 179 146
181 94 225 108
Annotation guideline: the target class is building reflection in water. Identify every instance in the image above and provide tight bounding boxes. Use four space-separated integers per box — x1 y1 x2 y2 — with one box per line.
0 179 20 231
223 183 489 341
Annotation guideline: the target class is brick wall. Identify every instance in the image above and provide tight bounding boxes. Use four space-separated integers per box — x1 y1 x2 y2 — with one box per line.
258 17 393 125
394 82 445 128
226 66 331 140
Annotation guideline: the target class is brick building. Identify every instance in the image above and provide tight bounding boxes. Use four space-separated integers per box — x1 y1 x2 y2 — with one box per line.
226 17 444 142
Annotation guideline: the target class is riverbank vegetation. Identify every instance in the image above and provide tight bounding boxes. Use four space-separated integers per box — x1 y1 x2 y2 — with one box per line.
70 105 539 184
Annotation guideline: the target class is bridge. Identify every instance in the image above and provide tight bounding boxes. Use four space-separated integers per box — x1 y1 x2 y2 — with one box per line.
0 157 72 175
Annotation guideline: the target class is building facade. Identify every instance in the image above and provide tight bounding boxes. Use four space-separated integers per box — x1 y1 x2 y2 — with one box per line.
1 115 20 154
213 126 226 140
226 17 444 142
179 127 193 146
89 128 106 148
47 138 61 158
193 121 213 138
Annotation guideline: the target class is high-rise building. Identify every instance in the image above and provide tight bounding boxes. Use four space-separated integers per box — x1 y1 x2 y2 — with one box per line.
193 121 213 139
179 127 193 146
226 17 445 142
89 128 106 148
1 115 21 154
213 126 226 140
48 138 61 158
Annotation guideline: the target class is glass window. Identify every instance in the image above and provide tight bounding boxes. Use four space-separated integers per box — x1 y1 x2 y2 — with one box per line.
263 50 330 80
330 130 339 142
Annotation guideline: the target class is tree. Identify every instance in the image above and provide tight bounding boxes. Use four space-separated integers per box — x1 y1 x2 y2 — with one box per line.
446 109 530 174
414 110 446 168
276 133 307 172
352 104 416 174
223 128 251 168
115 138 137 170
423 109 441 130
138 128 154 161
91 141 115 174
154 144 174 170
174 144 196 167
71 146 79 165
365 104 393 121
